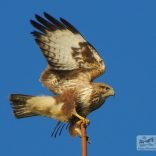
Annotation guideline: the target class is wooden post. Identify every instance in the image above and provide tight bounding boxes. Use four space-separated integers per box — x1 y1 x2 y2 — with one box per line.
81 123 87 156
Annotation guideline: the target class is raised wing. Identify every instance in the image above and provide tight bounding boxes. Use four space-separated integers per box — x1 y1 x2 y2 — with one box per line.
31 12 105 72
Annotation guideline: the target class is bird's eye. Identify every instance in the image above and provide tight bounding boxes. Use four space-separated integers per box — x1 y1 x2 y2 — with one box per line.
100 85 105 89
99 60 103 64
106 87 110 90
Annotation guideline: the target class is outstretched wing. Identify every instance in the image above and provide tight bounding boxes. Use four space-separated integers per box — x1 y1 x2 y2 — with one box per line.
31 12 105 94
31 13 105 72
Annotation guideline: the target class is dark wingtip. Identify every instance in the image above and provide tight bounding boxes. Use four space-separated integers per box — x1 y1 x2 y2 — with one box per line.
43 12 51 19
31 31 43 37
60 17 80 34
60 17 65 22
30 19 34 25
30 19 47 33
43 12 65 29
35 14 40 20
43 12 49 17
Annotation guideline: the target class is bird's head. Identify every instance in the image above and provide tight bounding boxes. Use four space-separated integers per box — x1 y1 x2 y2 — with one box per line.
93 83 115 99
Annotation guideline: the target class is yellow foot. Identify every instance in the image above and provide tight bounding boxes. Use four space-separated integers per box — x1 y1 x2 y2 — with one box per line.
78 118 90 125
74 113 90 125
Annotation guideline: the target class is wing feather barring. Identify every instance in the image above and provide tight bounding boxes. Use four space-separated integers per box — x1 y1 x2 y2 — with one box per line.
9 12 115 138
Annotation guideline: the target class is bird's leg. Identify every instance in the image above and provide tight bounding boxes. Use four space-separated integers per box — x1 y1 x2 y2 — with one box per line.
73 111 90 125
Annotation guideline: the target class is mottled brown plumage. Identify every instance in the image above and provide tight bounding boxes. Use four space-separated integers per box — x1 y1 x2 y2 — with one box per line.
9 12 115 138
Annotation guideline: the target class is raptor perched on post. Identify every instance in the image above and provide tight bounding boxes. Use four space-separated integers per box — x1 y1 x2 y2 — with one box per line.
10 12 115 138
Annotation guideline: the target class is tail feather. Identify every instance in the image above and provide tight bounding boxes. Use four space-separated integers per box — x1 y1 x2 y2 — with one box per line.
10 94 37 118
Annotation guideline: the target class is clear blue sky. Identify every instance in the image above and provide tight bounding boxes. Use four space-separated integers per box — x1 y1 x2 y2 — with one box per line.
1 0 156 156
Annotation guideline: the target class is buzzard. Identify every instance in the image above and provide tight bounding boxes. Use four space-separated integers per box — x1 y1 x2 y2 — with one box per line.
10 12 115 138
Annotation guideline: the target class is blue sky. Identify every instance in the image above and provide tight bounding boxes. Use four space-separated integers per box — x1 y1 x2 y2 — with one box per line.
1 0 156 156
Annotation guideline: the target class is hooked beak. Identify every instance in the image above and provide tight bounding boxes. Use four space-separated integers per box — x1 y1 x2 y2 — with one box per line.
109 88 115 96
105 87 115 97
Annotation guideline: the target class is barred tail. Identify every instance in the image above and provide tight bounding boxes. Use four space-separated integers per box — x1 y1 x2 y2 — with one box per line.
9 94 37 118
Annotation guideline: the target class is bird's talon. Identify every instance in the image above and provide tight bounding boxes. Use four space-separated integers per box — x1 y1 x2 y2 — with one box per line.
81 118 90 125
86 119 90 125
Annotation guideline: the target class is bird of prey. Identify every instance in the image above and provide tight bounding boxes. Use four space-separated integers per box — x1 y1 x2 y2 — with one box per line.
10 12 115 138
